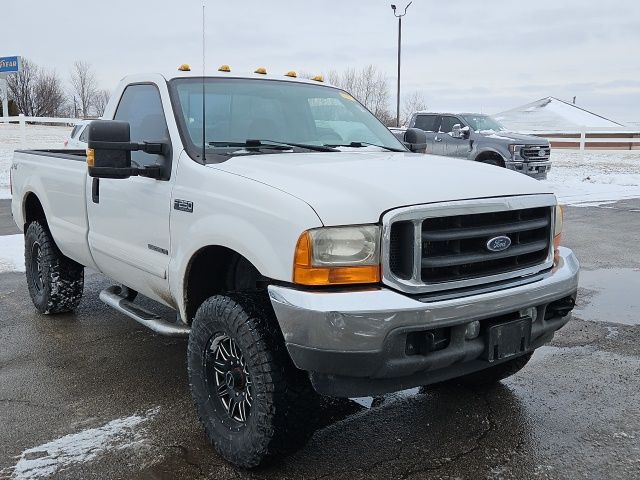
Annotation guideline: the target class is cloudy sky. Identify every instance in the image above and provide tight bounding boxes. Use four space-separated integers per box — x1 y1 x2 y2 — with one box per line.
5 0 639 122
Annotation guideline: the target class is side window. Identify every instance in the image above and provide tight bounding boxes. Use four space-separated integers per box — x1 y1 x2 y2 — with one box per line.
114 84 170 168
439 116 463 133
414 114 437 132
70 125 81 138
79 126 89 142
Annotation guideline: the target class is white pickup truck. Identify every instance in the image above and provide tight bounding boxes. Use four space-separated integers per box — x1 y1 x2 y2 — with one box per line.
10 67 579 468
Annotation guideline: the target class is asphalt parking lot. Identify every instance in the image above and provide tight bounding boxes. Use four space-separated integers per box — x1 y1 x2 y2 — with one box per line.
1 199 639 480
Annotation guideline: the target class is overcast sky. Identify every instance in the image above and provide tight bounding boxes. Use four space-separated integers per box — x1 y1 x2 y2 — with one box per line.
5 0 639 122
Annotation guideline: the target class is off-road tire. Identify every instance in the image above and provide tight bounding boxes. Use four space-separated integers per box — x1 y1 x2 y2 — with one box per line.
24 220 84 314
187 293 318 468
482 157 504 168
449 352 534 387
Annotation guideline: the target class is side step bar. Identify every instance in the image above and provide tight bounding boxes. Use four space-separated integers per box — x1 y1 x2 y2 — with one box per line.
99 286 190 337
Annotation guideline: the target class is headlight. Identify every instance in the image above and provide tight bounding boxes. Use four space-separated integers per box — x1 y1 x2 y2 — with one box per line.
293 225 381 285
553 205 564 252
508 144 525 158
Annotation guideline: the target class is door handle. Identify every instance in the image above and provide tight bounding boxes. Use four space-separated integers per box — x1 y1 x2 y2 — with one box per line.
435 137 443 142
92 178 100 204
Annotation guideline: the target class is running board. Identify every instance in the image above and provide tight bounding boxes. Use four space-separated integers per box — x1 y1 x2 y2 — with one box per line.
99 286 190 337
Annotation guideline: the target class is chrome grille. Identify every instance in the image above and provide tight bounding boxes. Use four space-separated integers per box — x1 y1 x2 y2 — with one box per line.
521 145 550 161
382 196 556 294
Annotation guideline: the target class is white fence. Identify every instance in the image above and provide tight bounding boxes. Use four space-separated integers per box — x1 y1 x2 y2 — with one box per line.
526 127 640 151
1 114 84 148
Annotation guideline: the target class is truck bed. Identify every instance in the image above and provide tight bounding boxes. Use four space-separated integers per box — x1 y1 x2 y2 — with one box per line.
11 149 98 269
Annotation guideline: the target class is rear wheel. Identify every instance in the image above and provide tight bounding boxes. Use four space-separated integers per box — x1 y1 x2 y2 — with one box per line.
24 220 84 314
448 352 534 387
187 293 318 468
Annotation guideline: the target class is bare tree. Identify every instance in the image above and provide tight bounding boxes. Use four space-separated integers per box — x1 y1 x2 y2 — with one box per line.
69 61 97 117
326 65 393 125
33 70 67 117
7 58 38 115
93 89 111 117
7 58 67 117
401 91 428 126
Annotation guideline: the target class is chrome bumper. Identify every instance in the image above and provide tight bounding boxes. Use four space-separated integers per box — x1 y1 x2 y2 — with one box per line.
506 160 551 178
268 247 579 358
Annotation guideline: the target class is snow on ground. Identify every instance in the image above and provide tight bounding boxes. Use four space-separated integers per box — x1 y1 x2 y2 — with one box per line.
4 407 159 480
542 149 640 206
0 234 25 273
0 124 71 199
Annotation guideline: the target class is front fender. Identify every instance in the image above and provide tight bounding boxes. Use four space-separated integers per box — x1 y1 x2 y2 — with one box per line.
168 155 324 321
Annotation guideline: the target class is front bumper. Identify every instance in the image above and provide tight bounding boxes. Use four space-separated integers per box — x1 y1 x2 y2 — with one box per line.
268 247 579 397
506 160 551 179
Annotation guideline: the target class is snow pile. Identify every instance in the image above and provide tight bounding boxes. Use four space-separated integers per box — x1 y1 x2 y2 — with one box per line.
0 124 71 199
495 96 624 132
5 407 159 480
541 150 640 206
0 234 25 273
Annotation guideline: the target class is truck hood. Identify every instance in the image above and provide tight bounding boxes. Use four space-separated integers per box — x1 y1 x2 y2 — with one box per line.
479 131 549 145
210 151 554 225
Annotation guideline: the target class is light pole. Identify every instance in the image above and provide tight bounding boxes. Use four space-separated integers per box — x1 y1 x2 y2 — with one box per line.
391 2 411 127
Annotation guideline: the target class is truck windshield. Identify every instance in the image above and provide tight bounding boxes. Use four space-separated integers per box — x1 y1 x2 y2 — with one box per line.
461 114 507 133
169 78 406 162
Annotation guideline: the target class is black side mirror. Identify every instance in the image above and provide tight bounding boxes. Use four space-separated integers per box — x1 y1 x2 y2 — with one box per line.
404 128 427 153
87 120 132 179
87 120 165 179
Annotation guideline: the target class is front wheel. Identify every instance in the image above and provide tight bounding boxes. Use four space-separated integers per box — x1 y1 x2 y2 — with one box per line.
24 220 84 314
187 293 318 468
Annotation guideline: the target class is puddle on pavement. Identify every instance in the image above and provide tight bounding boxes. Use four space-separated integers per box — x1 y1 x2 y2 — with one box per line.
575 268 640 326
351 387 421 409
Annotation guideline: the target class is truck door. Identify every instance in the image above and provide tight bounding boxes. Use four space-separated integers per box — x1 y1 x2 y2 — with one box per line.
86 83 174 305
438 115 469 158
412 114 439 155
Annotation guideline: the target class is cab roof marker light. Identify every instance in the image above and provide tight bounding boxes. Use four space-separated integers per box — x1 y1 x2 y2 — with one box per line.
178 64 191 72
254 67 267 75
218 64 231 72
311 75 324 82
285 70 298 78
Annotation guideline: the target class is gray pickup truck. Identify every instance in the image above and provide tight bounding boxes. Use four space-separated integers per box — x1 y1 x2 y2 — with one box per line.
392 112 551 179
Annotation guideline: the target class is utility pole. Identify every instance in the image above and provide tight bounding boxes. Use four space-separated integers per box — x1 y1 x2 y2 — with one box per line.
391 2 412 127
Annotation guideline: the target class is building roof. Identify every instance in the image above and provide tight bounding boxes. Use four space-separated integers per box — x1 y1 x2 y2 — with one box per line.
494 96 626 132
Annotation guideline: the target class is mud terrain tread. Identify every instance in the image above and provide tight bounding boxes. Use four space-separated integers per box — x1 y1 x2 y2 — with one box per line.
187 293 318 468
24 221 84 314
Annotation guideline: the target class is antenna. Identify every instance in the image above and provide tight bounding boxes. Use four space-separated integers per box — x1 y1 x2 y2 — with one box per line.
202 0 206 162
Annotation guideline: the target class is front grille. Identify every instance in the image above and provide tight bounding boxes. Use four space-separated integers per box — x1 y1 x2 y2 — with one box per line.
521 145 550 161
386 203 553 293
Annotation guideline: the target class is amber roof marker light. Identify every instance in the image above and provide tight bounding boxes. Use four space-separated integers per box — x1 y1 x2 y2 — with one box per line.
218 64 231 72
178 64 191 71
254 67 267 75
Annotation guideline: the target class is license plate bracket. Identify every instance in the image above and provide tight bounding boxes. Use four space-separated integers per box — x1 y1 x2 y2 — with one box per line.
485 317 532 362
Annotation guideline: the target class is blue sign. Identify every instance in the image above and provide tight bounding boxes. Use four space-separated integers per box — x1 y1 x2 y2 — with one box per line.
0 56 21 73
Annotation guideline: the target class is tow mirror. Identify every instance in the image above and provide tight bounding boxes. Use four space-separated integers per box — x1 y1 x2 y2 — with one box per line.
87 120 165 180
404 128 427 153
451 124 470 139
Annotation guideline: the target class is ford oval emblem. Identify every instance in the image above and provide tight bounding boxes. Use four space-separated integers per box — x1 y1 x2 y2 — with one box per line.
486 235 511 252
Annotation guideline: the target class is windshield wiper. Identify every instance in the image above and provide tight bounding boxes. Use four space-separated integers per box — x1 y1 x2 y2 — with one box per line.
209 139 338 153
326 141 405 152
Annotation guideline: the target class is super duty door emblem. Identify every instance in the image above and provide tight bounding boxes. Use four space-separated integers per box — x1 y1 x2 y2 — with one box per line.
147 244 169 255
174 199 193 213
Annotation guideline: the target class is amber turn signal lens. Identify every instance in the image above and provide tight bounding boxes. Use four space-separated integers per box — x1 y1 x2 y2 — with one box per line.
86 148 95 167
293 231 380 286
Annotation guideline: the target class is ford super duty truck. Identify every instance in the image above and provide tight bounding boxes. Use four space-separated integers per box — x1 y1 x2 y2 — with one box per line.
392 112 552 179
10 67 579 468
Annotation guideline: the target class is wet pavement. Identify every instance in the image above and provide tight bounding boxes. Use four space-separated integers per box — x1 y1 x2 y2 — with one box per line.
1 199 639 479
